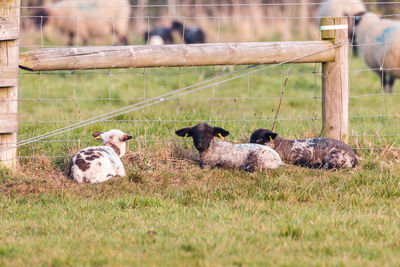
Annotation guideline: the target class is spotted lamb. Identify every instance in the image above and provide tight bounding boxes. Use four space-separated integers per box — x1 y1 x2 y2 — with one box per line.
68 129 132 183
249 129 357 169
175 123 282 172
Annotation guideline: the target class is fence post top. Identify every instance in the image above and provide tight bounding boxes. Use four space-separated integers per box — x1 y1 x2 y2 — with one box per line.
320 17 348 41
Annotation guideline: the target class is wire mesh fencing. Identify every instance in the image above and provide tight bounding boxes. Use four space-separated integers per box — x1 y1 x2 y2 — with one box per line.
10 0 400 165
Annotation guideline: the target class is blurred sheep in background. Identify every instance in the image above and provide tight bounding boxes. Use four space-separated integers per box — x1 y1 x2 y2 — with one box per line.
355 11 400 93
33 0 131 46
171 21 206 44
317 0 367 56
143 20 206 45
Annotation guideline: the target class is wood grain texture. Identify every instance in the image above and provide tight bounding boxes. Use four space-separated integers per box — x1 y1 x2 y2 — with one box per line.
0 0 20 170
19 41 336 71
0 16 19 41
0 67 18 87
321 17 349 142
0 113 18 133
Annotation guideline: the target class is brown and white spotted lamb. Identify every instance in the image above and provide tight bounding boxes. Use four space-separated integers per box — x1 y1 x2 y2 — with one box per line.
175 123 282 172
249 129 357 169
68 129 132 183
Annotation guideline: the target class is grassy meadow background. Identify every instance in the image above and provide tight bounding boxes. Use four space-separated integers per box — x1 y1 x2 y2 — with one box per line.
2 3 400 265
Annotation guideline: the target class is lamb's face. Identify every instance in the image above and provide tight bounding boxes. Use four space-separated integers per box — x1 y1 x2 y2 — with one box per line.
176 123 229 153
93 129 132 146
348 11 367 39
249 128 278 149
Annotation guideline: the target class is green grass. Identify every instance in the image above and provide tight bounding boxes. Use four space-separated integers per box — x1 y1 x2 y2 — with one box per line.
1 49 400 265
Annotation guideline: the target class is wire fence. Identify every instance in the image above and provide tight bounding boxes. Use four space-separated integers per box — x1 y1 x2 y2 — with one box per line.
8 0 400 163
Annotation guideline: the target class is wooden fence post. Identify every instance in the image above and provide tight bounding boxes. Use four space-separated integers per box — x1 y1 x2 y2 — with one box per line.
321 17 349 142
0 0 20 170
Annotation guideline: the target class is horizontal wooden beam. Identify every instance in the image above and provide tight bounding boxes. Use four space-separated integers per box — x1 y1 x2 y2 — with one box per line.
0 16 19 41
19 41 336 71
0 113 18 133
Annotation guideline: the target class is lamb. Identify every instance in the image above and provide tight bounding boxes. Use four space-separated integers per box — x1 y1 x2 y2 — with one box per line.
316 0 367 56
67 129 132 183
144 27 174 45
249 129 357 169
354 12 400 93
175 123 282 172
171 21 206 44
33 0 131 46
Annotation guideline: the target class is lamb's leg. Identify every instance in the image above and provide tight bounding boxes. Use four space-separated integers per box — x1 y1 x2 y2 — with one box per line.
241 151 260 172
199 161 212 170
67 32 74 46
114 160 126 177
91 173 115 184
380 71 387 92
322 149 350 169
388 76 395 94
118 36 128 46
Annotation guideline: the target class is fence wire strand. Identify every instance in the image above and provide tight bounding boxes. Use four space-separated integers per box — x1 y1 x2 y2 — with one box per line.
2 2 400 162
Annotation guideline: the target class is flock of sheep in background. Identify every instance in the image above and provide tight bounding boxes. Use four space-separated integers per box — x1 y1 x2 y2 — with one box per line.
32 0 400 92
30 0 399 183
33 0 205 46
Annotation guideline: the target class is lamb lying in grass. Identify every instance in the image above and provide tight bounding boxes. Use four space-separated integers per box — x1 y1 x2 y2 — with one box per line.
68 129 132 183
249 129 357 169
175 123 282 171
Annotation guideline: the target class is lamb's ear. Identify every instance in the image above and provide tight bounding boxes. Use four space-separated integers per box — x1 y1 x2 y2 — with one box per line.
175 127 192 137
265 131 278 140
213 127 230 137
92 131 105 140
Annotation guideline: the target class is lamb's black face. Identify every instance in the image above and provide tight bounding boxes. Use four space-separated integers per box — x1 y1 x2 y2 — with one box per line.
249 128 278 145
176 123 229 153
172 20 184 31
347 11 366 43
191 123 215 152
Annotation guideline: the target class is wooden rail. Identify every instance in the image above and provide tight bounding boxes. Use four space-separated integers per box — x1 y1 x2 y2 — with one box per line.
19 41 336 71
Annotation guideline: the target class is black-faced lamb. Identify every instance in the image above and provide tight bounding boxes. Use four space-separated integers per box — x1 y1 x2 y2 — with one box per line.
249 129 357 169
144 27 175 45
33 0 131 46
68 129 132 183
171 21 206 44
316 0 366 56
354 11 400 93
175 123 282 172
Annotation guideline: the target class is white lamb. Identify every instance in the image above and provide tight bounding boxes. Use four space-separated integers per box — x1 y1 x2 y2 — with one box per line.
175 123 282 172
67 129 132 184
33 0 131 46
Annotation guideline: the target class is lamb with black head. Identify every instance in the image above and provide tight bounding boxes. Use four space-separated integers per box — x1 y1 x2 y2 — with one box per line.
176 123 282 171
249 129 357 169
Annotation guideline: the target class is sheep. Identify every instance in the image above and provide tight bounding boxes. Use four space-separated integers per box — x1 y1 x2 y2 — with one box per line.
175 123 282 172
33 0 131 46
144 27 174 45
249 129 357 169
354 11 400 93
171 21 206 44
316 0 367 56
67 129 132 183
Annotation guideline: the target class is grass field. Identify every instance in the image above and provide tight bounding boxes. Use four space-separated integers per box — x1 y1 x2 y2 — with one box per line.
1 48 400 265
